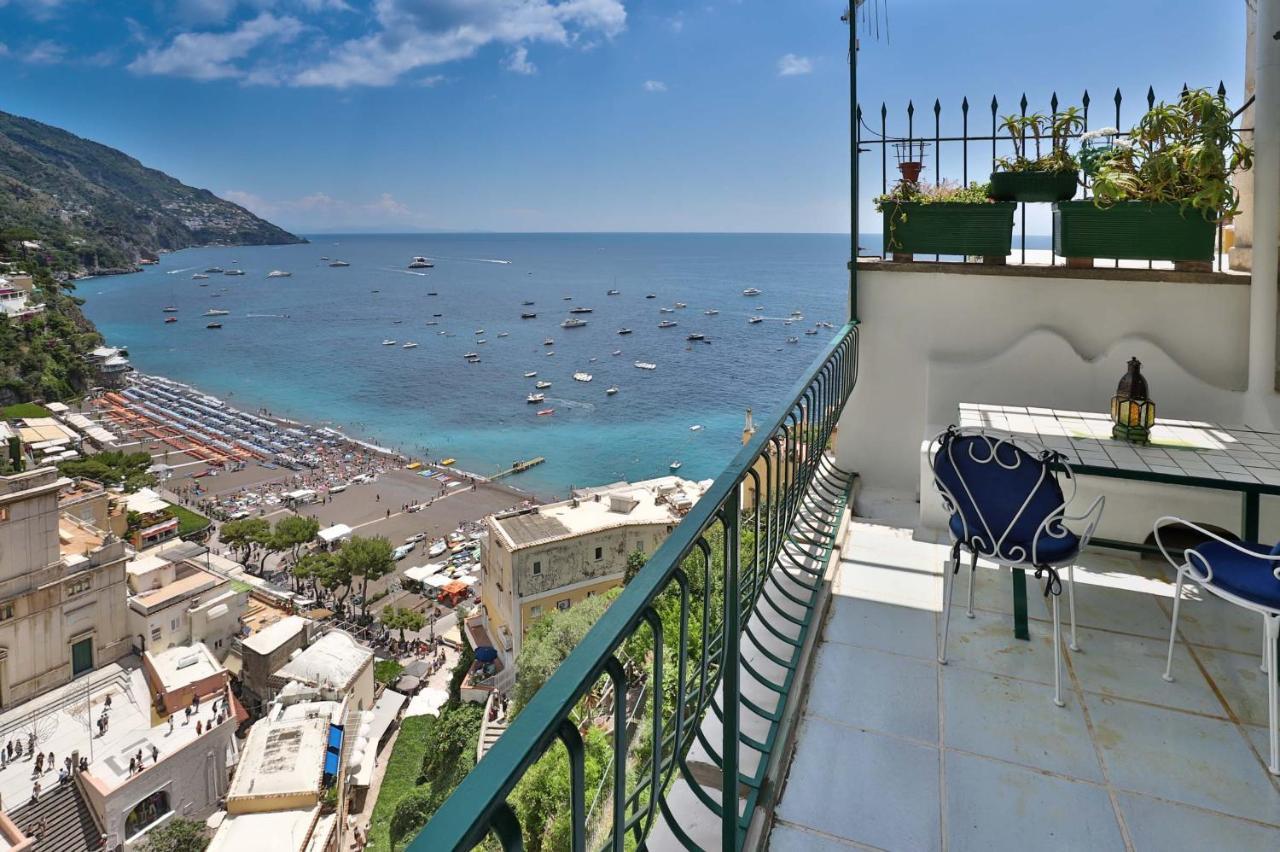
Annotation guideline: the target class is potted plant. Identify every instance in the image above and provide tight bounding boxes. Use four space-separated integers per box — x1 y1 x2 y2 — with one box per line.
989 107 1084 202
1054 88 1253 267
876 180 1016 262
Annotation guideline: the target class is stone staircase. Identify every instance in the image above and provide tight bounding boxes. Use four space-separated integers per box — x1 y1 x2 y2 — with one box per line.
9 780 102 851
474 692 508 763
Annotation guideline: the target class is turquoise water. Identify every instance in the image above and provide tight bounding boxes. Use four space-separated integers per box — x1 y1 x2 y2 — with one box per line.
79 234 848 497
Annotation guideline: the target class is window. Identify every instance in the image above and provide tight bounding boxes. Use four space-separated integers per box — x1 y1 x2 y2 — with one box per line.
585 591 595 598
65 577 91 597
150 626 162 642
0 507 8 522
0 602 13 622
531 560 542 576
594 546 602 561
529 605 542 619
170 619 178 631
125 790 172 840
556 599 570 612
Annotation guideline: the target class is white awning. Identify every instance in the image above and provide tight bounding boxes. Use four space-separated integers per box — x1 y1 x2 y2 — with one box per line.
351 690 408 787
404 563 446 583
317 523 353 544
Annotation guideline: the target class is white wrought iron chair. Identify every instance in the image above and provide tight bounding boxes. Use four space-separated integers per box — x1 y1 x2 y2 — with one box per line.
932 426 1105 706
1154 517 1280 774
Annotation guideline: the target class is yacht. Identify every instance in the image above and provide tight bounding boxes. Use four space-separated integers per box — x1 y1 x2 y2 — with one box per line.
463 352 479 358
606 386 619 395
607 289 620 296
329 260 350 267
382 340 397 346
497 332 510 338
748 316 764 325
521 312 537 319
634 361 657 370
267 270 292 278
527 393 545 404
544 338 555 346
475 329 485 335
790 309 804 318
206 322 222 329
573 372 593 383
617 328 633 335
704 309 719 315
203 267 224 273
225 269 246 276
690 424 704 431
162 306 178 313
403 342 418 349
669 461 682 471
659 307 675 314
524 371 538 378
658 320 678 329
686 333 705 341
192 273 209 280
743 287 762 296
561 318 588 329
675 302 687 309
203 309 230 316
536 380 552 389
408 256 434 269
569 306 593 314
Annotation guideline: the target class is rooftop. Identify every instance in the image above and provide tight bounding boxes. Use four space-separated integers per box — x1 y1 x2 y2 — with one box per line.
58 515 104 558
131 568 224 612
15 418 76 446
207 806 321 852
226 702 337 803
242 614 309 655
274 631 372 692
125 487 169 515
490 475 710 550
145 643 223 693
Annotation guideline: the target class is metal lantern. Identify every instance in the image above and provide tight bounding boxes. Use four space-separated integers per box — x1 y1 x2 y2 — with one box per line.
1111 357 1156 444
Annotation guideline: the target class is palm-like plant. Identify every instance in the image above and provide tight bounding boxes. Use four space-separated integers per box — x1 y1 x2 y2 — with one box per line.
996 106 1084 174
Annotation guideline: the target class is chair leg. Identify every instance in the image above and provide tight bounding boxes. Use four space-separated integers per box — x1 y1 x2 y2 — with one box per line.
966 549 977 619
1263 614 1271 675
1051 592 1065 707
1067 562 1079 652
1163 571 1186 683
1266 614 1279 775
939 547 960 665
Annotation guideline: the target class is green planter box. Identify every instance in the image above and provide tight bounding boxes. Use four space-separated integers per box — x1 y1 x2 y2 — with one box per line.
882 202 1016 258
1053 200 1217 262
989 170 1078 202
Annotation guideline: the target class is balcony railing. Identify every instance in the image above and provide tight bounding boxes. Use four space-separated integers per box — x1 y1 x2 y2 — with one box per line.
412 320 859 851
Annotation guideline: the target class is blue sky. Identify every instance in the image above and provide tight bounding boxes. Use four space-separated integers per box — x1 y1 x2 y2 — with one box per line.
0 1 1249 233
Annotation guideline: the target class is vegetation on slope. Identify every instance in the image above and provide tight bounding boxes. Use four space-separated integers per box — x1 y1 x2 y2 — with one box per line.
0 265 103 406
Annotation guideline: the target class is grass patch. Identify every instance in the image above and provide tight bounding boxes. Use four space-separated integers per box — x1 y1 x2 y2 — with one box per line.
165 502 210 537
229 579 254 594
1 402 51 419
368 715 433 852
375 660 404 686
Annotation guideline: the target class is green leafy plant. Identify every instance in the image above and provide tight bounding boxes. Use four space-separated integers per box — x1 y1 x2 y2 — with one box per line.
1086 88 1253 220
875 181 998 251
995 107 1084 173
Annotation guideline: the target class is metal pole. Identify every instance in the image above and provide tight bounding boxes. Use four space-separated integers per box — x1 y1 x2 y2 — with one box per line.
1248 0 1280 410
846 6 859 323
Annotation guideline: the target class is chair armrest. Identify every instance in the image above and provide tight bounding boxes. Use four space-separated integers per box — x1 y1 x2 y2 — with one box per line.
1065 495 1105 551
1153 516 1280 585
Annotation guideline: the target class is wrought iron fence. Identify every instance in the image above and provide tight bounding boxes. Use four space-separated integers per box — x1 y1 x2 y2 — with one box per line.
411 320 859 851
858 83 1248 270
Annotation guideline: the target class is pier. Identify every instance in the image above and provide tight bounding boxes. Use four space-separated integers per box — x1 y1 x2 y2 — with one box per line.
492 457 545 480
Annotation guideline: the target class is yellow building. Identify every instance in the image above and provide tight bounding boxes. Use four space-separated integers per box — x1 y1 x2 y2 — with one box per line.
479 476 710 673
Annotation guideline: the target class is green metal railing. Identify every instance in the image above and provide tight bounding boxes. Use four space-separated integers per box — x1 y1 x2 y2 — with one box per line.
412 321 859 851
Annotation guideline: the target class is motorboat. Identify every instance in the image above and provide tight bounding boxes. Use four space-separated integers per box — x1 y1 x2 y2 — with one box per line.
690 424 704 431
426 321 438 326
606 386 619 395
428 292 438 296
463 352 479 358
748 316 763 324
561 318 588 328
206 322 222 329
409 256 434 268
537 408 555 416
328 260 350 267
786 336 799 344
162 306 178 312
645 294 656 299
563 295 573 300
569 306 593 314
527 393 545 403
634 361 657 370
428 540 447 558
382 340 397 346
267 270 292 278
524 371 538 378
521 312 537 319
612 350 622 356
686 333 705 341
704 309 719 315
393 320 403 324
203 267 224 273
669 461 682 471
791 309 804 317
743 288 762 296
475 329 485 335
607 289 620 295
203 309 230 316
466 356 481 363
805 328 819 335
497 332 509 338
659 307 675 314
403 342 418 349
164 317 177 324
225 269 246 276
536 380 552 389
433 313 443 317
477 339 487 344
617 328 633 335
523 300 535 306
675 302 687 308
544 338 555 346
658 320 677 329
573 372 592 382
546 350 555 356
192 273 209 280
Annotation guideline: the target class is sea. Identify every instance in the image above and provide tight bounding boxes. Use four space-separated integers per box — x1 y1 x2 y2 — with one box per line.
79 233 851 498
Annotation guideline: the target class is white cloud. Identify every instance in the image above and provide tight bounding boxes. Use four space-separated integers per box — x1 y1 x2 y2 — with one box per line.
642 79 666 92
776 53 812 77
23 39 65 64
503 45 536 75
221 189 424 229
128 13 305 81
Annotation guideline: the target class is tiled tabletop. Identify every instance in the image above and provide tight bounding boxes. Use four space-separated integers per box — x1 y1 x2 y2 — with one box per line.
958 403 1280 490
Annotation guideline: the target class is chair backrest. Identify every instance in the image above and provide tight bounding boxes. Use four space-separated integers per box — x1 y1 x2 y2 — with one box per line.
932 427 1069 563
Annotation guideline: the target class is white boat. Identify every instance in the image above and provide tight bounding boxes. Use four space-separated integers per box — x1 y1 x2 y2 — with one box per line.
561 318 588 329
686 333 705 341
403 342 418 349
329 260 350 267
748 316 763 324
669 461 682 471
606 386 619 395
690 424 704 431
544 338 555 346
497 332 509 338
568 306 593 314
805 328 819 335
617 328 633 335
408 256 434 269
192 273 209 280
659 307 675 314
675 302 687 308
786 336 799 344
658 320 677 328
203 309 230 316
475 329 485 335
477 339 487 344
224 269 246 276
524 371 538 378
536 380 552 389
573 372 593 382
267 270 292 278
426 321 438 325
527 393 545 403
612 350 622 356
546 350 555 356
743 288 762 296
634 361 657 370
382 340 397 346
704 309 719 315
463 352 479 358
790 309 804 317
607 289 620 295
428 540 447 558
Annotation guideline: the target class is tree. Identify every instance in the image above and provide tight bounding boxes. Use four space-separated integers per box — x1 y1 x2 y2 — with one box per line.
336 535 395 619
274 515 319 565
389 788 434 849
508 726 611 852
58 450 155 491
219 517 268 566
381 607 426 643
624 548 648 584
318 554 355 614
291 551 332 597
140 817 209 852
512 590 620 714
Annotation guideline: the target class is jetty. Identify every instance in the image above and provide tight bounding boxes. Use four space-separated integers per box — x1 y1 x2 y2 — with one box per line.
492 457 546 480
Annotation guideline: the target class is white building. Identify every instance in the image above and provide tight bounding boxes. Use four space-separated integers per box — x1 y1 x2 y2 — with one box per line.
127 553 248 659
0 274 42 322
274 630 375 713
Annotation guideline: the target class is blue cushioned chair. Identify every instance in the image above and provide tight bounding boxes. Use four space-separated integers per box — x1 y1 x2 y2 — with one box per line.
1154 517 1280 774
932 427 1104 706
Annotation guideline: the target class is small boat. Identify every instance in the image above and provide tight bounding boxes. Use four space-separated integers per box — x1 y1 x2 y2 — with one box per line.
203 309 230 316
561 318 588 329
522 300 535 306
463 352 479 358
475 329 485 335
607 289 620 295
162 306 178 312
791 309 804 317
403 342 418 349
748 316 763 325
634 361 657 370
203 267 224 273
784 320 793 326
192 273 209 280
743 288 762 296
612 350 622 356
427 291 438 296
206 322 222 329
544 338 555 346
320 256 329 261
433 313 443 317
690 424 703 431
477 339 487 344
675 302 687 308
686 333 705 341
645 294 656 299
669 460 682 471
521 312 537 319
606 386 619 395
198 283 209 287
438 331 447 335
805 329 819 335
164 317 177 324
546 350 555 356
704 309 719 315
536 380 552 389
409 256 434 269
786 337 799 344
393 320 403 324
426 321 438 326
527 393 545 403
569 306 593 314
537 408 555 416
658 320 677 329
659 307 675 314
382 340 397 346
497 332 510 338
573 372 592 382
589 357 598 362
524 371 538 378
563 295 573 300
329 260 350 267
617 328 633 335
225 269 246 276
466 356 481 363
267 270 292 278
